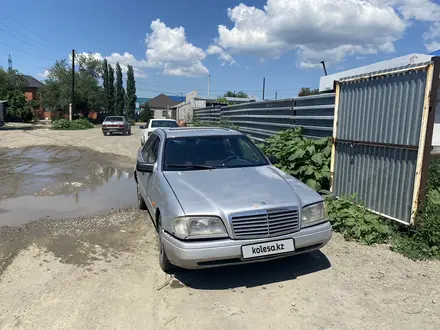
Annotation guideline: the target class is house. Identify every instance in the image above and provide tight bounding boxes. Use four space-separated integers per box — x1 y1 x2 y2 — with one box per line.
142 93 181 119
22 75 46 118
173 90 257 121
136 95 185 117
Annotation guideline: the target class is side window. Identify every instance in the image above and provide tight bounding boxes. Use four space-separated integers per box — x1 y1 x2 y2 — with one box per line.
147 136 161 163
238 137 261 163
141 135 157 161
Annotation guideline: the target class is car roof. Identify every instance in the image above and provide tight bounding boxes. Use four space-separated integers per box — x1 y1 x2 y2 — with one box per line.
151 118 176 121
156 127 242 138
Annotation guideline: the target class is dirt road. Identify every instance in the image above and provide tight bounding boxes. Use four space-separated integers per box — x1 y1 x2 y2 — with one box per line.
0 127 439 329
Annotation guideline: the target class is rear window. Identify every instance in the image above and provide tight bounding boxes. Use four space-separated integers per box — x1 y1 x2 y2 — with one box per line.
105 116 123 122
151 120 178 128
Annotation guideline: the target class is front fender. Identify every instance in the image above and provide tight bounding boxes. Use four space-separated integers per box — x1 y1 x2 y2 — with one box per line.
153 173 185 234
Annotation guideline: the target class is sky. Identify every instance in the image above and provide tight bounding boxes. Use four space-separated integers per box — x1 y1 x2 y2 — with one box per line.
1 0 440 100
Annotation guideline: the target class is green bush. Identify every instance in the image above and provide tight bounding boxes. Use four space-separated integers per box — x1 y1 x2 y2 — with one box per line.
52 118 70 129
325 195 393 245
325 157 440 260
390 158 440 260
52 118 94 130
259 128 331 191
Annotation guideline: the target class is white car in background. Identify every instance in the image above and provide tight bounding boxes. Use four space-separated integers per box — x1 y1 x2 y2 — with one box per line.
140 119 179 145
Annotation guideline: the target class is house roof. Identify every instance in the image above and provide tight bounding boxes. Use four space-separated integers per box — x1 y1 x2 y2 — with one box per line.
168 95 185 102
22 75 45 88
146 93 180 109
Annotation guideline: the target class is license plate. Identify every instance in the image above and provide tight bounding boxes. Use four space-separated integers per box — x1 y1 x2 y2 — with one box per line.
241 238 294 259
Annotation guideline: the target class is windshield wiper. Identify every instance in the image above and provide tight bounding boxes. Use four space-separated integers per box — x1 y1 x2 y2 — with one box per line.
166 164 216 170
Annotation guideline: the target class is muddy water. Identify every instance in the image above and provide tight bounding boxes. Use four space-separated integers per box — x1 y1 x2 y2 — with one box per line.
0 146 136 226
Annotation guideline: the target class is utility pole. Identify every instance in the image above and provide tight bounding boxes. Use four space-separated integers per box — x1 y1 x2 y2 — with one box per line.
275 91 277 100
320 61 328 76
8 55 12 70
262 78 266 100
208 74 211 97
71 49 75 116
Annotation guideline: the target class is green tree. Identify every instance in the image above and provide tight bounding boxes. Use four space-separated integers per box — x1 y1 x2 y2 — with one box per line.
107 64 115 114
224 91 249 98
41 57 103 117
298 88 320 97
125 65 136 120
6 91 32 122
139 103 153 122
0 67 32 122
115 63 124 116
216 96 231 105
0 68 27 98
102 59 109 110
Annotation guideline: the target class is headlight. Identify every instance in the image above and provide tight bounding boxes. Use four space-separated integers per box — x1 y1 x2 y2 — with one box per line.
172 216 228 240
301 202 327 227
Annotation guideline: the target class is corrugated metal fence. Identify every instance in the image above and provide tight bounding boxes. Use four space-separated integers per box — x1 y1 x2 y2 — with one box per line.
331 60 440 225
193 94 335 140
193 105 221 122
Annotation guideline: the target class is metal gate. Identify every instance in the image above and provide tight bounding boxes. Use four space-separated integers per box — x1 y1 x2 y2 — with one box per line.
330 58 440 225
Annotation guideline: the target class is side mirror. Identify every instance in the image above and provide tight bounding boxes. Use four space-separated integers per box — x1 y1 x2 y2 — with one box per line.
267 155 278 165
139 125 145 129
136 162 154 173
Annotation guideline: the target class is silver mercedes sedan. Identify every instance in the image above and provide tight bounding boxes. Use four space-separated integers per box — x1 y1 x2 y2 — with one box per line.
134 127 332 273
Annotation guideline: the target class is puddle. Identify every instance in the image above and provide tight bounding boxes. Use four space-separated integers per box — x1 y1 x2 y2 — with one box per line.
0 146 136 226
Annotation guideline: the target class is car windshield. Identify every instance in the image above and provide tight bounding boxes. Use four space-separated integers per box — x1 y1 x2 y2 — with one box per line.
105 116 123 122
151 120 178 128
163 135 268 171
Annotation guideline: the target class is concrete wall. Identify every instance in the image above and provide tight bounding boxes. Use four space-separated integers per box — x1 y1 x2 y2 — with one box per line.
175 99 207 121
152 108 166 119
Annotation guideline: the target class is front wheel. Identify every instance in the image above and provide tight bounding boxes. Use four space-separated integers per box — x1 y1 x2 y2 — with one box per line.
157 216 173 273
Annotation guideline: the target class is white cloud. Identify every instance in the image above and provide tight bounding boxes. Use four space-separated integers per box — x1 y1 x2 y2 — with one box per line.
216 0 407 67
384 0 440 53
145 19 208 77
105 52 149 78
396 0 440 22
37 70 50 78
425 41 440 53
206 45 223 55
72 52 149 78
206 44 236 65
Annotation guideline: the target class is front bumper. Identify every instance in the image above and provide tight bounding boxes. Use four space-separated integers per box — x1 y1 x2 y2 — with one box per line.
102 128 125 134
162 221 332 269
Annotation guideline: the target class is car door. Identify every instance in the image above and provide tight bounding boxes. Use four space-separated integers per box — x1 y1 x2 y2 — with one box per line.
145 135 161 216
138 134 157 199
138 134 160 211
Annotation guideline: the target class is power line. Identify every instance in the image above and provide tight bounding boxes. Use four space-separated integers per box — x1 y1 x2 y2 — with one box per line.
0 27 58 56
0 11 60 52
0 41 55 62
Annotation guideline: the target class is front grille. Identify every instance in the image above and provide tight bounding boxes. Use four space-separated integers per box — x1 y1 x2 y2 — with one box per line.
230 207 299 239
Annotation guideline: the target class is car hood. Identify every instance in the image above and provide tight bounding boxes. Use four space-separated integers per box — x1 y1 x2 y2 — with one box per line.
164 166 320 216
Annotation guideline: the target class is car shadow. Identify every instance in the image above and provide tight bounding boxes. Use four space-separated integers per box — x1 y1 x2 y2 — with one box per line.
173 251 331 290
0 126 35 131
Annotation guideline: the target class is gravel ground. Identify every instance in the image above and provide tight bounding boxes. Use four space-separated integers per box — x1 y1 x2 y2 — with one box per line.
0 126 439 330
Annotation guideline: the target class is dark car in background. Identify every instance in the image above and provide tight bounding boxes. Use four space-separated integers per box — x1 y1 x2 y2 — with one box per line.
102 116 131 136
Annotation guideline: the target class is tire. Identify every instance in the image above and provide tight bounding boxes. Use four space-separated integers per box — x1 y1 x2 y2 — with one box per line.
137 180 147 210
102 131 106 136
157 215 173 273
